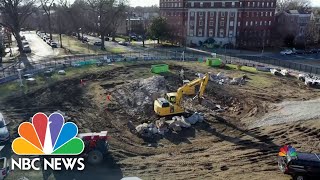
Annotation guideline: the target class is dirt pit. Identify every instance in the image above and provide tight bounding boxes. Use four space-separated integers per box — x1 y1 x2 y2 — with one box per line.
2 62 320 180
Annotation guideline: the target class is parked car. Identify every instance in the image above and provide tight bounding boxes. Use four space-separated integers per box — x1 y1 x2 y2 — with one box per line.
50 42 58 48
82 37 89 42
22 45 31 53
278 151 320 180
280 49 293 55
105 37 110 41
58 70 66 75
118 41 129 46
293 48 305 54
0 113 10 142
94 41 102 46
311 49 320 54
46 39 52 45
22 40 29 46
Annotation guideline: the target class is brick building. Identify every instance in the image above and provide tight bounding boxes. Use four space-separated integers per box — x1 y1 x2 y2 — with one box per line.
160 0 277 48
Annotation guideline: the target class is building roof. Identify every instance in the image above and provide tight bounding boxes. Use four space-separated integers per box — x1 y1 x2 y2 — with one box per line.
289 10 299 14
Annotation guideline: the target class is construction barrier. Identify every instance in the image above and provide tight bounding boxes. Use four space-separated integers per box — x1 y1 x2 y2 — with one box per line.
151 64 169 74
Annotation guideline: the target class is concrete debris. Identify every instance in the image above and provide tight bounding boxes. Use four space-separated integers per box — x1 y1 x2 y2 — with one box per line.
270 69 290 76
297 74 320 87
112 76 167 116
208 72 247 86
185 112 204 124
134 112 204 137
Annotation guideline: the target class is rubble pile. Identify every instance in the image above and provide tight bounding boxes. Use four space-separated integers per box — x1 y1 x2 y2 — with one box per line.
134 112 204 138
112 76 167 116
198 72 247 85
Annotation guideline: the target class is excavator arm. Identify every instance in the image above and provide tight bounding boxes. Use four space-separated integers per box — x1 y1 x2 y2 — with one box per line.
176 73 210 106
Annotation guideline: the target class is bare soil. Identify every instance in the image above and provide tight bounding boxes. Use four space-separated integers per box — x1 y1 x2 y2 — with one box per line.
1 61 320 180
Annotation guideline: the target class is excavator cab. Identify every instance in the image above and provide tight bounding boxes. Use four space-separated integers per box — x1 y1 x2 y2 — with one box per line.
154 73 210 116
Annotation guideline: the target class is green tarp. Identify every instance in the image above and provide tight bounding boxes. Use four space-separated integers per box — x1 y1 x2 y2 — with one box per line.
151 64 169 74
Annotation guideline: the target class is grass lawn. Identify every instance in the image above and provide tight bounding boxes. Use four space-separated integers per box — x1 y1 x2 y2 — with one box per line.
0 61 276 100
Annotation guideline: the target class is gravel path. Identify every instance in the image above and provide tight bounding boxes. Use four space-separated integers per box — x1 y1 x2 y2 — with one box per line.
251 98 320 128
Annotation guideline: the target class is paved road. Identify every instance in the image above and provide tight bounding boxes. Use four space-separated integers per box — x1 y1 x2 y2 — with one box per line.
22 31 60 64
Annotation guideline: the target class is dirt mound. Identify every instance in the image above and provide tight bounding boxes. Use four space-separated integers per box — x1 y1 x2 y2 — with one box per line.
111 76 167 117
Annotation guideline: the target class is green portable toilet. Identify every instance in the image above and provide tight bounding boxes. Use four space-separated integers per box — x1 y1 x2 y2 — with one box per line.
151 64 169 74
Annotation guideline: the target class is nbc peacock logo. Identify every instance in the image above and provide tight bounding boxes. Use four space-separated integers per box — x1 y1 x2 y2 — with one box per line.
12 112 84 155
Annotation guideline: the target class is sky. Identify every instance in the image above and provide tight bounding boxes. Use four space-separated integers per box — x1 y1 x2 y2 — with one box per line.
313 0 320 7
130 0 158 7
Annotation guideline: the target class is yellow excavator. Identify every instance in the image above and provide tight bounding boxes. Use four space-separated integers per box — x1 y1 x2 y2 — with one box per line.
154 73 210 116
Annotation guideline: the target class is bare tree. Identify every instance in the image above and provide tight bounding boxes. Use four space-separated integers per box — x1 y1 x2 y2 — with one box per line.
0 0 36 52
40 0 56 40
87 0 127 50
277 0 311 12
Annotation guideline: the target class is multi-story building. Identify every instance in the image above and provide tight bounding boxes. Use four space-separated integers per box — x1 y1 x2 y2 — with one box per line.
160 0 277 48
275 10 315 45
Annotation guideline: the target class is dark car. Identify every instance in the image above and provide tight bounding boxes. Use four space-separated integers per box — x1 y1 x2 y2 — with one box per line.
311 49 320 54
105 37 110 41
278 152 320 180
94 41 102 46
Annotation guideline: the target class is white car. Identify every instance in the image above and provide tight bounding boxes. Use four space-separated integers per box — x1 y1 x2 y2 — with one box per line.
0 113 10 142
280 49 293 55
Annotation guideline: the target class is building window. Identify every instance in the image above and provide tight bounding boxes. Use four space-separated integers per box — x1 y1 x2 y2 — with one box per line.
209 29 214 37
199 12 203 16
189 29 194 36
211 2 214 7
260 21 262 26
230 12 235 17
232 2 235 7
198 29 203 36
222 2 225 7
191 2 194 7
264 21 267 26
219 29 224 37
246 21 248 26
190 12 194 17
179 3 181 7
270 12 273 16
220 21 225 26
253 2 255 7
269 21 271 25
221 12 225 17
229 30 233 38
250 21 253 26
261 12 263 17
209 21 214 26
271 2 274 7
258 2 260 7
262 2 264 7
267 2 269 7
255 21 258 26
175 3 178 7
230 21 234 26
238 22 240 26
200 2 203 7
199 20 203 26
240 2 242 7
247 12 250 17
248 2 250 7
210 12 214 17
265 12 268 16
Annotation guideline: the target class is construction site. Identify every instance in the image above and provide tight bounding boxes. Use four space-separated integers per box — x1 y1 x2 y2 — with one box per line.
1 60 320 180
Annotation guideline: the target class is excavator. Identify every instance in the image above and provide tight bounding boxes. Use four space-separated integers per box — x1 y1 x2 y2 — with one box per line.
154 73 210 116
